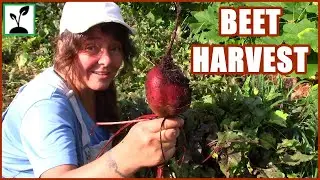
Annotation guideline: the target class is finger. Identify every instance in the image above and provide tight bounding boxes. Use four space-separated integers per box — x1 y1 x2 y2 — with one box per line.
162 147 176 163
163 117 184 129
158 128 180 142
160 141 176 151
144 117 184 132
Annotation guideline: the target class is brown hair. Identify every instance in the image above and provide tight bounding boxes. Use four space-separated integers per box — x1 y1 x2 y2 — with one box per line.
54 23 137 133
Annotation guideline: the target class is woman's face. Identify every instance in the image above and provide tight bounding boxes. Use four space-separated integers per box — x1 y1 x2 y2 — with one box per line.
77 25 123 91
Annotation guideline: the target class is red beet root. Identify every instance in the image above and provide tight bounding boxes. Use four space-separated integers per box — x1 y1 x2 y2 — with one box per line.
145 56 191 117
145 3 191 118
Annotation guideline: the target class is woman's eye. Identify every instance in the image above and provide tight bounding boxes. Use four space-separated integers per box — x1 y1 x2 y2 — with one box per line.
85 45 100 54
110 46 122 53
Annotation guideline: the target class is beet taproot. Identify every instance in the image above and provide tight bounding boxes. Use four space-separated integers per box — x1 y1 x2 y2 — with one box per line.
145 3 191 118
145 56 191 117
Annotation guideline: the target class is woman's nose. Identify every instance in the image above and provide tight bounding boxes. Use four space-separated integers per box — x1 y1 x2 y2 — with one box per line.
98 49 111 66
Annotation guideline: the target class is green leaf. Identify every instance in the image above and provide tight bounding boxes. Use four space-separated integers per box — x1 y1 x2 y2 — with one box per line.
228 152 242 167
281 33 299 45
242 76 251 95
306 5 318 14
283 19 315 35
189 22 206 34
287 173 299 178
269 110 288 127
265 86 282 101
298 28 318 52
260 133 276 150
282 19 317 47
280 151 315 166
281 14 295 22
193 10 216 24
277 139 300 151
207 4 218 15
146 11 155 22
190 5 219 41
155 18 163 24
257 165 285 178
202 95 213 104
217 131 242 147
218 150 242 177
282 2 310 20
253 87 259 95
16 53 28 69
307 63 318 77
201 29 228 44
310 84 318 92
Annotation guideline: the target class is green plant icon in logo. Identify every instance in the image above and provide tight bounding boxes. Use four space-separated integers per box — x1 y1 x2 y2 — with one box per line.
9 6 29 33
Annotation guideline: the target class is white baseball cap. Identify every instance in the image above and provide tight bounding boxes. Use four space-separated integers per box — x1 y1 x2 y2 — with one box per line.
59 2 135 35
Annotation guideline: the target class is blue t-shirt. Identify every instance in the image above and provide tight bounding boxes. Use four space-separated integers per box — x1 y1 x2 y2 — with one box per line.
2 67 110 178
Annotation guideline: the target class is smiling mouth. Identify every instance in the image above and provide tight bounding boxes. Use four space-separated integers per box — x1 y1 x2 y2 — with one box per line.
93 71 109 75
92 71 111 77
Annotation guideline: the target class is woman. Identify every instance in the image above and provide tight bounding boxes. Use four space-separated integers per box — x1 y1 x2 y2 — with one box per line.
2 2 183 178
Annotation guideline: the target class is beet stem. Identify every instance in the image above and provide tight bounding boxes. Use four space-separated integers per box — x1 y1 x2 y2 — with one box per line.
165 2 181 57
96 119 146 126
156 165 164 178
201 151 215 164
155 118 167 178
95 121 135 159
178 146 187 166
159 118 167 162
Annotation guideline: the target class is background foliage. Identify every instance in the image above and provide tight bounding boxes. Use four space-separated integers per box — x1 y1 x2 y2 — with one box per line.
2 2 318 178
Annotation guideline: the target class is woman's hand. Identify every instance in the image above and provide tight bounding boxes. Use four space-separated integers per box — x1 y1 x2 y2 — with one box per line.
40 117 183 178
111 117 184 173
